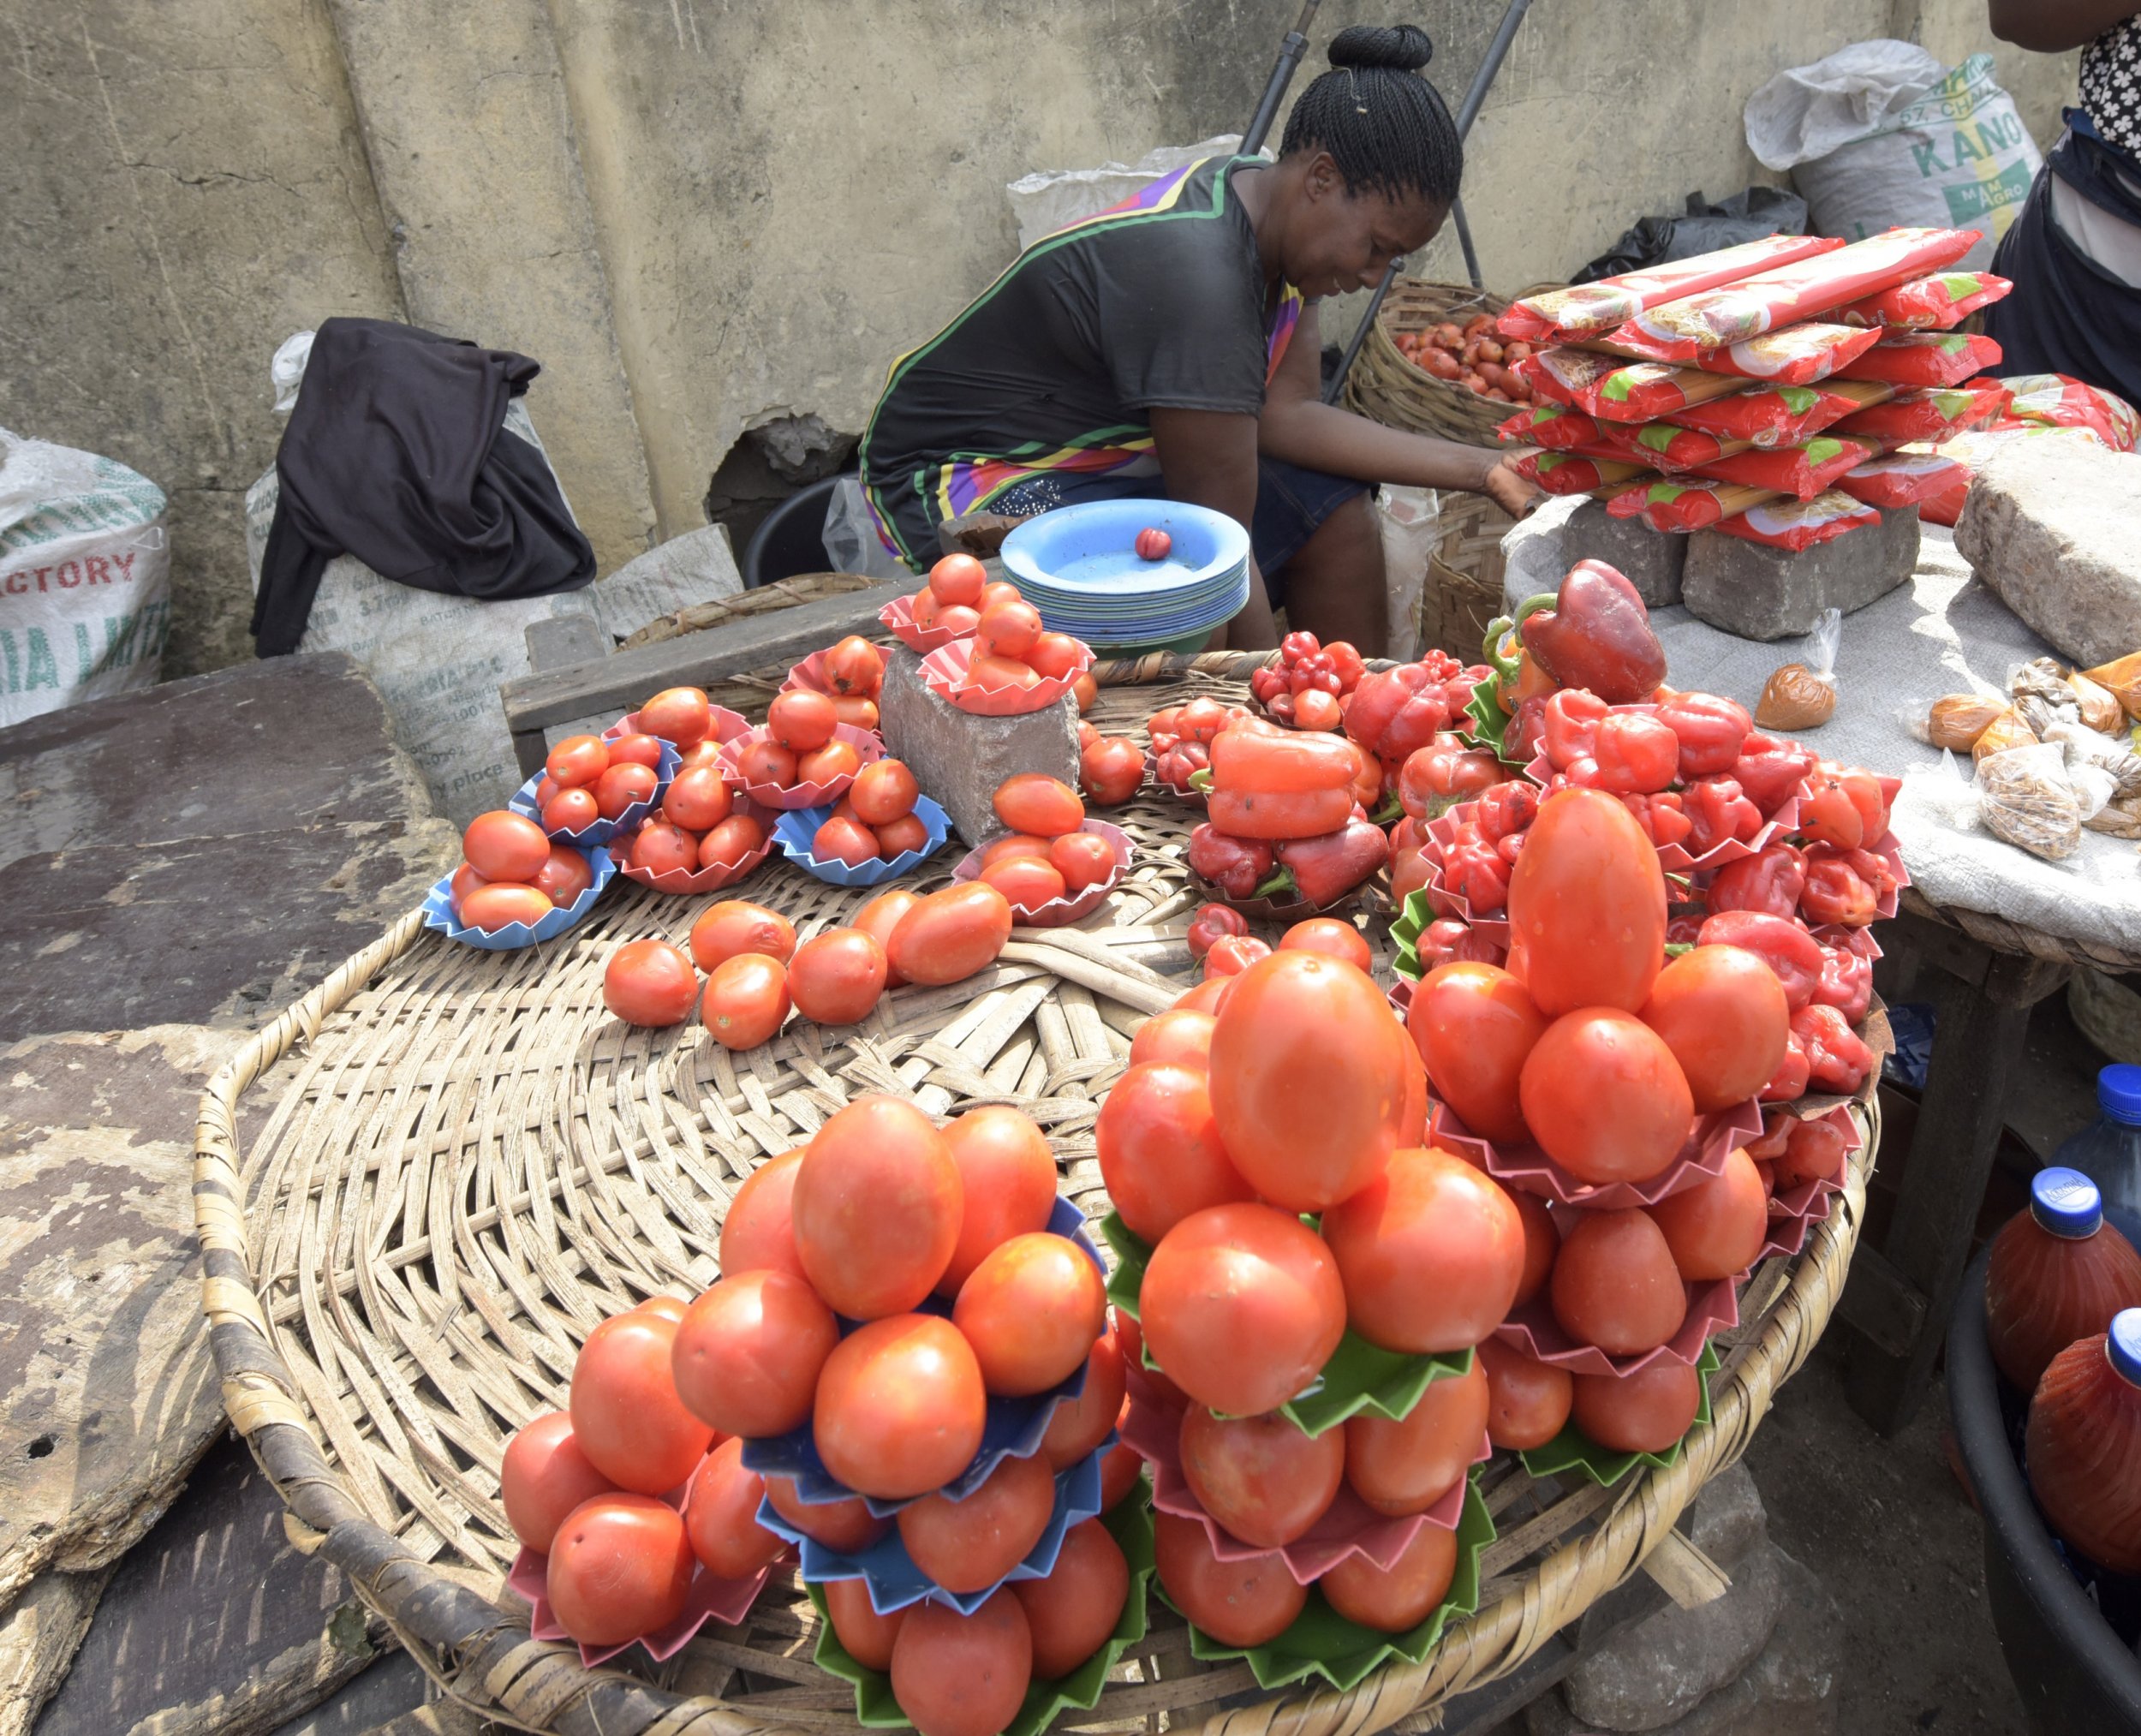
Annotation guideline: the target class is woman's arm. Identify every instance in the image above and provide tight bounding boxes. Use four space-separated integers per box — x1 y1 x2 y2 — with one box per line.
1147 405 1280 648
1259 301 1542 516
1988 0 2135 51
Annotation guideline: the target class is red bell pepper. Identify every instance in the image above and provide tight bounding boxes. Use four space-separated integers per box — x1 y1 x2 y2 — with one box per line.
1779 1114 1850 1186
1514 559 1668 704
1185 904 1249 960
1249 665 1289 707
1798 846 1889 928
1730 734 1817 818
1667 912 1708 948
1474 781 1541 843
1399 733 1506 820
1811 933 1874 1024
1345 663 1453 768
1760 1029 1811 1102
1154 740 1210 794
1444 826 1514 915
1542 689 1608 771
1272 815 1390 906
1682 776 1765 857
1619 791 1693 850
1506 695 1551 766
1697 910 1823 1009
1186 825 1273 899
1326 641 1367 691
1147 707 1184 755
1709 843 1807 920
1744 1110 1793 1162
1798 761 1890 850
1791 1003 1875 1095
1206 727 1357 839
1655 691 1751 779
1589 711 1681 794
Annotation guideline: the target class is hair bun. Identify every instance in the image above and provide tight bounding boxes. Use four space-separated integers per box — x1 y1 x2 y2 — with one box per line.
1326 23 1433 73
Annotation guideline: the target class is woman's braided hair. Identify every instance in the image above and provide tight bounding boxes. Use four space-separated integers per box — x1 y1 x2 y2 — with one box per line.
1279 24 1462 206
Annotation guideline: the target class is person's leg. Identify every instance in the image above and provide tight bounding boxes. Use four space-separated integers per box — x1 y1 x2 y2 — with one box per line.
1271 492 1388 650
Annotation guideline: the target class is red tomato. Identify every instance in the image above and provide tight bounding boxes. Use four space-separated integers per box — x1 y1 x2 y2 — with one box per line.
1203 934 1271 979
722 1149 806 1280
796 740 860 789
1279 917 1372 972
1178 1405 1345 1547
1128 1009 1216 1070
699 814 766 868
855 889 921 987
927 553 988 608
1184 904 1248 961
534 774 561 809
875 814 931 857
981 855 1066 913
671 1268 838 1436
793 1095 962 1316
1072 671 1099 713
702 953 790 1050
1777 1115 1849 1188
1550 1208 1688 1355
937 603 984 638
1519 1010 1694 1185
629 820 700 879
1140 1202 1346 1417
1408 963 1548 1146
532 844 593 907
834 695 881 731
500 1412 616 1552
1320 1521 1457 1633
1477 1337 1573 1450
690 900 796 971
1152 1511 1306 1647
1637 945 1790 1113
1041 1324 1128 1467
636 1295 688 1323
546 1494 695 1645
982 832 1053 866
1646 1146 1768 1281
824 635 886 697
981 580 1023 612
664 765 733 832
603 939 700 1027
1099 1435 1143 1511
463 809 552 881
542 787 601 834
887 884 1015 986
1399 1035 1429 1147
976 600 1044 659
1080 737 1145 805
1505 788 1667 1016
1173 976 1233 1015
814 1313 987 1499
936 1106 1058 1296
954 1232 1106 1396
1345 1354 1488 1516
851 759 921 825
825 1576 907 1669
765 1473 888 1551
596 761 660 820
1571 1358 1703 1454
1048 831 1117 895
1013 1516 1130 1679
768 689 838 753
813 814 881 867
641 687 714 747
911 587 945 629
1112 1311 1184 1409
677 739 725 774
460 883 553 933
897 1450 1056 1592
1511 1186 1559 1306
891 1591 1033 1736
1026 631 1086 681
607 731 665 770
546 734 610 789
449 862 489 912
569 1311 713 1494
1208 951 1410 1213
1323 1148 1525 1354
969 651 1044 694
738 738 799 787
993 773 1085 838
1094 1063 1254 1244
1293 689 1344 731
788 928 889 1025
683 1435 784 1578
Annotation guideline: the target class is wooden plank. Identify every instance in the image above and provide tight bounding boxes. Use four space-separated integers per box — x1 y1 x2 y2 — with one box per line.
1835 1243 1927 1361
498 580 909 734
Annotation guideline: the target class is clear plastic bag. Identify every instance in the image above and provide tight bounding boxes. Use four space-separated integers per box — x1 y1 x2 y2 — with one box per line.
1976 743 2084 861
1756 607 1841 730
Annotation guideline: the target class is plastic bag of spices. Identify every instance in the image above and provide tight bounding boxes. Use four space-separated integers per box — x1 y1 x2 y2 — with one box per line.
1756 608 1841 730
1834 331 2004 389
1833 382 2010 444
1712 489 1881 550
2084 653 2141 721
1496 234 1845 342
1692 435 1880 500
1495 403 1609 451
1835 271 2012 331
1663 379 1890 448
1604 476 1784 531
1972 705 2039 763
1976 743 2084 861
1918 693 2007 751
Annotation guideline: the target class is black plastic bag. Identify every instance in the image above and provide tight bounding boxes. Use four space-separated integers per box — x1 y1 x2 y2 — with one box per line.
1572 187 1810 284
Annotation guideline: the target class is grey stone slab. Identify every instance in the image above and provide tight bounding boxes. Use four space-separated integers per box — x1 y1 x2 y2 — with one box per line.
1744 1547 1843 1709
1683 1462 1766 1574
1680 508 1920 642
876 646 1081 847
1503 496 1687 613
1955 440 2141 669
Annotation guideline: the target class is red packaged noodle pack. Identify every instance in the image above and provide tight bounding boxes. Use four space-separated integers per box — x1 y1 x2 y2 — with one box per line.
1690 435 1880 500
1606 477 1786 531
1833 381 2010 444
1662 379 1892 449
1995 373 2141 451
1496 234 1844 343
1602 227 1981 360
1713 490 1882 550
1834 450 1971 509
1583 320 1882 386
1494 403 1607 450
1835 271 2012 331
1834 331 2003 388
1519 349 1749 423
1514 450 1657 496
1596 421 1752 471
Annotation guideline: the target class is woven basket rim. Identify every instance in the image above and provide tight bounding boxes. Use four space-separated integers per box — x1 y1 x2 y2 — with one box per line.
193 651 1876 1736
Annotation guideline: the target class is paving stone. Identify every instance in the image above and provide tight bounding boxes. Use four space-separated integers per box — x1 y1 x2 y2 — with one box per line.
877 646 1080 847
1680 508 1919 641
1955 440 2141 669
1745 1546 1844 1708
1503 496 1688 614
1684 1462 1767 1573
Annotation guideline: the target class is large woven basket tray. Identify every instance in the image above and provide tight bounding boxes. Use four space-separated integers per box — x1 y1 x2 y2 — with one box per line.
1342 280 1516 447
194 649 1875 1736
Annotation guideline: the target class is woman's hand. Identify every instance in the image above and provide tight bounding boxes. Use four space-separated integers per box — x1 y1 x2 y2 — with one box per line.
1480 450 1544 519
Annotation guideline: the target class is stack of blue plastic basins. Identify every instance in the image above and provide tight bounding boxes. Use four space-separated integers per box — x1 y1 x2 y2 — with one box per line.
999 499 1251 656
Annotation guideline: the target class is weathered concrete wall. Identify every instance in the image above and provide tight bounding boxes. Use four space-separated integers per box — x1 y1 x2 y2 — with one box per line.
0 0 2079 678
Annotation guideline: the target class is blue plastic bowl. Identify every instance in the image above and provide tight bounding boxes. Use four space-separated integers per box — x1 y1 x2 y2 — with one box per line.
509 740 681 848
772 795 952 886
420 845 617 951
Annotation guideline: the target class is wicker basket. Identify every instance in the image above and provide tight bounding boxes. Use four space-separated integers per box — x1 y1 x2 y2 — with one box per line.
1344 279 1516 446
1422 492 1518 662
194 648 1874 1736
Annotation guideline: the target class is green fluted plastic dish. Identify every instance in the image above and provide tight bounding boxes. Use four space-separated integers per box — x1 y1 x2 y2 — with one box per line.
1518 1339 1721 1486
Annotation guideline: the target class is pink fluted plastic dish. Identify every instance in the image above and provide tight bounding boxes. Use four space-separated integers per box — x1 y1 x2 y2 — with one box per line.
919 637 1092 717
951 821 1130 927
612 795 779 894
1494 1272 1737 1378
716 723 885 810
879 592 973 656
1428 1096 1766 1212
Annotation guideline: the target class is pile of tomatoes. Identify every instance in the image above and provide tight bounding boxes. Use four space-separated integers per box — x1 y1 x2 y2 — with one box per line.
1077 720 1147 807
796 635 889 732
1247 629 1366 732
969 775 1118 917
532 727 668 836
1393 313 1536 404
1145 695 1255 794
806 759 932 868
901 554 1100 712
447 809 597 931
730 689 869 801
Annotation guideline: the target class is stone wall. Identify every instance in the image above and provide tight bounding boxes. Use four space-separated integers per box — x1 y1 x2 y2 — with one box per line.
0 0 2079 677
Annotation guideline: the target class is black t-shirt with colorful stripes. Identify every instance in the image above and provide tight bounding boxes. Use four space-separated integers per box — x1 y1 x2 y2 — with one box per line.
860 156 1303 570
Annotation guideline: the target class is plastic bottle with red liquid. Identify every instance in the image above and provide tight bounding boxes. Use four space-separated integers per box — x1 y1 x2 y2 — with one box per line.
1983 1166 2141 1396
2025 1309 2141 1621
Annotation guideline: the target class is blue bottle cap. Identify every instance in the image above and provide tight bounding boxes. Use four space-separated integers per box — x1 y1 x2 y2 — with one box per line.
2110 1309 2141 1387
2097 1065 2141 1126
2030 1166 2102 1238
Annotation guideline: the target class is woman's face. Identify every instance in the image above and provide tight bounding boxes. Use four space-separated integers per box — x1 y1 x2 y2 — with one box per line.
1282 150 1447 298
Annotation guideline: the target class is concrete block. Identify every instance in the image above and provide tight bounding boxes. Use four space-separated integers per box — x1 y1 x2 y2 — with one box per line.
1503 496 1687 615
877 647 1080 847
1681 507 1920 642
1683 1462 1767 1573
1955 441 2141 669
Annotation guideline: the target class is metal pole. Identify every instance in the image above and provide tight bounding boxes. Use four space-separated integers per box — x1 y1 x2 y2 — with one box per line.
1241 0 1322 157
1323 0 1534 404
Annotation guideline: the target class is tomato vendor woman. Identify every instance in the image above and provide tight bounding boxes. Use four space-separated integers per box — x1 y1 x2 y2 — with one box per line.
858 25 1538 653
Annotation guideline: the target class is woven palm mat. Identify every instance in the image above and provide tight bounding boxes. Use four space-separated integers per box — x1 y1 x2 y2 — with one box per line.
202 663 1874 1736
